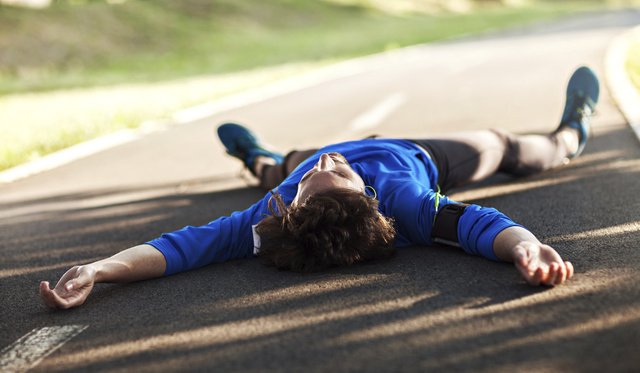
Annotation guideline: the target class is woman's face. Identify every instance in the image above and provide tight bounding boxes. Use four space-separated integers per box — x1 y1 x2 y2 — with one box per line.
293 153 365 205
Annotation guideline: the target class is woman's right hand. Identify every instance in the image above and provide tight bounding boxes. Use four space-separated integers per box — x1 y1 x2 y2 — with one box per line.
40 265 97 309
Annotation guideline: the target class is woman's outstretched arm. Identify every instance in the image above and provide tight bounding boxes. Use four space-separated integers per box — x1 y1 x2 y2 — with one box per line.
40 244 166 309
493 226 574 286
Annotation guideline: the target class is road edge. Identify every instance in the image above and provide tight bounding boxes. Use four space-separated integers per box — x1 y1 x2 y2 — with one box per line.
2 16 639 185
605 25 640 143
0 45 432 185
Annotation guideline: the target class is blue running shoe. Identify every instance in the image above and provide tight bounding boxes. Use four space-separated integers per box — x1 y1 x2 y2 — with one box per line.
217 123 284 175
555 66 599 158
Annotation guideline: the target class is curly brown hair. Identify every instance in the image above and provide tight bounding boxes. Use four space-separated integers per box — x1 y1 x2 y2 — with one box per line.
255 188 397 273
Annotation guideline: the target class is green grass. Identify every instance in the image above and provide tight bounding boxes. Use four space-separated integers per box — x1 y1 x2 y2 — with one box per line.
627 39 640 95
0 62 328 170
0 0 611 95
0 0 627 172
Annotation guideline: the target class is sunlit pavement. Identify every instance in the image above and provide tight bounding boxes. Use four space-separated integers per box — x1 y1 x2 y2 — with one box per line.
1 8 640 373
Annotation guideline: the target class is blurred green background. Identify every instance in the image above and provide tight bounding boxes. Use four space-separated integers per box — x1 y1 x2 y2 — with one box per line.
1 0 639 172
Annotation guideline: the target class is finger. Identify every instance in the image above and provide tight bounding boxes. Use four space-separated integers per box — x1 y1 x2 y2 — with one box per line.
545 262 559 286
529 267 544 286
565 261 574 279
40 281 50 294
42 280 79 309
63 267 90 292
54 285 88 309
555 263 568 285
40 282 62 309
40 281 52 308
64 280 75 292
514 258 535 285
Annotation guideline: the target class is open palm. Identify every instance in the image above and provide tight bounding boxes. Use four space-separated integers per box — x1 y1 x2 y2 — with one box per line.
40 266 96 309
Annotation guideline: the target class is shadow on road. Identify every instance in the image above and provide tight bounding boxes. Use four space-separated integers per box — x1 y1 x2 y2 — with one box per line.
1 124 639 372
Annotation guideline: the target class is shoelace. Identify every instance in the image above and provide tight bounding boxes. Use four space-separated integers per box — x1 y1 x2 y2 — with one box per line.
232 135 257 154
565 90 596 123
228 135 269 164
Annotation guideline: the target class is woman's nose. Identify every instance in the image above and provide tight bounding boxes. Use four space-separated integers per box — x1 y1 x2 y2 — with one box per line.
318 153 335 170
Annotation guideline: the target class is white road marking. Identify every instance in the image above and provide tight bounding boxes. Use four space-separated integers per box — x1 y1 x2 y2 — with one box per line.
348 92 407 132
0 120 168 184
0 325 88 373
0 44 429 185
605 25 640 143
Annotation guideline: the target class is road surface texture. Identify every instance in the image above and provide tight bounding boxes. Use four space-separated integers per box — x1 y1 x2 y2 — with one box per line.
1 8 639 373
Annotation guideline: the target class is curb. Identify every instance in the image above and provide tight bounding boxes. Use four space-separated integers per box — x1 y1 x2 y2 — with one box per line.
0 121 169 184
605 25 640 143
0 45 432 185
2 21 639 185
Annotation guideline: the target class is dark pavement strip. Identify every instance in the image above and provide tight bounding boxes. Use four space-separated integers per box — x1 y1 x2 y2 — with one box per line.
1 8 640 373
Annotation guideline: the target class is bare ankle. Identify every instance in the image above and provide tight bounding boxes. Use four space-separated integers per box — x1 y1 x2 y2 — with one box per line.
559 130 579 157
253 156 277 177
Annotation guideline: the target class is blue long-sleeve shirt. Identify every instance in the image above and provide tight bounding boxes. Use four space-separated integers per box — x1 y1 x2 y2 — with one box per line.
147 139 519 276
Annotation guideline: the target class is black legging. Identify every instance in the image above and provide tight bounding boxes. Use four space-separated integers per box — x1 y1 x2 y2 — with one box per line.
260 129 570 193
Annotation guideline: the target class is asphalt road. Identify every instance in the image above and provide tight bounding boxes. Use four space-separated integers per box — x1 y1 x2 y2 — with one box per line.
1 8 640 373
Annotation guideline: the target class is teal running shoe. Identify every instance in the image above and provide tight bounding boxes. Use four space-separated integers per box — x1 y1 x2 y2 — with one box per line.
217 123 284 175
556 66 599 158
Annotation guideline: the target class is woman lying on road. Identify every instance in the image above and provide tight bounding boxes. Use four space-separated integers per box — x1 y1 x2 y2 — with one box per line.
40 66 600 309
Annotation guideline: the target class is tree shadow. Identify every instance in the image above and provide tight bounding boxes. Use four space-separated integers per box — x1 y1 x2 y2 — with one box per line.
2 123 639 372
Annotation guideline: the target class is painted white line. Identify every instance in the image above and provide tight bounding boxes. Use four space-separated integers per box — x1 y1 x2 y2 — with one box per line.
0 325 88 373
0 120 168 184
0 130 139 184
348 92 407 132
172 49 427 125
0 46 431 185
605 25 640 143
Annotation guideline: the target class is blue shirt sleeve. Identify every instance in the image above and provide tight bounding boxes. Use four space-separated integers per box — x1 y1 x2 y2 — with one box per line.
146 204 261 276
457 204 522 261
380 179 520 261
